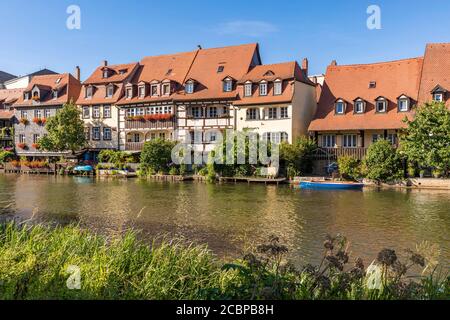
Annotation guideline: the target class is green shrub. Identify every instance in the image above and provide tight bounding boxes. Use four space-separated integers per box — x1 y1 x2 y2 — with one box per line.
169 167 179 176
362 140 403 182
140 139 177 174
338 155 361 181
280 137 316 177
0 150 14 163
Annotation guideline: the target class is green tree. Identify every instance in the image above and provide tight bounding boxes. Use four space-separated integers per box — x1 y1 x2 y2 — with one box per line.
399 102 450 174
337 155 361 181
362 140 403 182
140 138 177 173
38 101 86 154
280 137 317 177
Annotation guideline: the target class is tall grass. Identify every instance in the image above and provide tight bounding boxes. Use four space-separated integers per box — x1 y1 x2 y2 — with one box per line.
0 223 448 300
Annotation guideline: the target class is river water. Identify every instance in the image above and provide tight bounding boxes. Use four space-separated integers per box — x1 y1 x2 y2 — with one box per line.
0 175 448 268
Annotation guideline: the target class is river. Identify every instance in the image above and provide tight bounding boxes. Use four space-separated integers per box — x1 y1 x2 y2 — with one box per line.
0 175 448 268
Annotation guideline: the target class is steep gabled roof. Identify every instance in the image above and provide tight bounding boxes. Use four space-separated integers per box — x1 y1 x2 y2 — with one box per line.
309 57 423 131
418 43 450 107
238 61 313 85
83 62 139 85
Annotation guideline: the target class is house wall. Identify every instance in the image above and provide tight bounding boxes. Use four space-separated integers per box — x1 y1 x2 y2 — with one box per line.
292 81 317 138
5 76 29 89
82 104 120 150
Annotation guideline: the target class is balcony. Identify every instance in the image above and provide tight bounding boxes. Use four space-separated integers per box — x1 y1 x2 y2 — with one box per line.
313 147 368 160
125 119 176 130
125 142 144 151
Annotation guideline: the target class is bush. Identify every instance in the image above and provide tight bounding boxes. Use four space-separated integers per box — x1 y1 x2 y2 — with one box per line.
280 137 316 177
0 150 14 163
169 166 179 176
140 139 177 174
362 140 403 182
338 156 361 181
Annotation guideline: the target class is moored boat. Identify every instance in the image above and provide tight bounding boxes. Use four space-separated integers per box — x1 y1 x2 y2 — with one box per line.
300 181 364 190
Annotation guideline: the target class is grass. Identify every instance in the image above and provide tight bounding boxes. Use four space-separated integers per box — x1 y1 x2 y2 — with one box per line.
0 223 448 300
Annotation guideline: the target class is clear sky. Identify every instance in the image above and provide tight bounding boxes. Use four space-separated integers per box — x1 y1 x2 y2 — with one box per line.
1 0 450 80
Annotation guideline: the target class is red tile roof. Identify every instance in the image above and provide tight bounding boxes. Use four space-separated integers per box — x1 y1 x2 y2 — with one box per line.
309 57 423 131
83 63 139 85
14 73 81 107
235 61 314 106
418 43 450 108
0 88 24 105
174 43 260 101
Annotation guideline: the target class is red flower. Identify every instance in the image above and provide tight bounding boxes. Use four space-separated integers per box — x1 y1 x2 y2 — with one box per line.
17 143 27 149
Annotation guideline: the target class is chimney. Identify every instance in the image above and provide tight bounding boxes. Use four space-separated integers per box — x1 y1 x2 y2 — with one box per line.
331 60 337 66
302 58 309 76
102 60 108 67
74 66 81 81
197 45 202 50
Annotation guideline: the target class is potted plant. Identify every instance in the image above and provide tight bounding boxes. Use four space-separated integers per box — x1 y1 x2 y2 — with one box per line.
20 118 29 125
32 143 40 150
33 117 42 125
17 143 27 150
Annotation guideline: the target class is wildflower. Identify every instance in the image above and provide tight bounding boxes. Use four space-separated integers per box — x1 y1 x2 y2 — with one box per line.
377 249 397 266
354 257 365 270
317 275 331 291
415 241 440 275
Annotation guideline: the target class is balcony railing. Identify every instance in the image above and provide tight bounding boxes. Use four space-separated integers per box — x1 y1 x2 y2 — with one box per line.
125 142 144 151
312 147 368 160
125 119 176 130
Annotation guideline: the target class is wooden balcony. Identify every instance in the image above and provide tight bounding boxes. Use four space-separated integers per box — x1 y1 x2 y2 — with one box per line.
125 119 176 130
312 147 368 160
125 142 145 151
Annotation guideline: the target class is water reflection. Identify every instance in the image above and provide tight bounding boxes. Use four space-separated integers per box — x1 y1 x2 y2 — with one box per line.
0 175 448 267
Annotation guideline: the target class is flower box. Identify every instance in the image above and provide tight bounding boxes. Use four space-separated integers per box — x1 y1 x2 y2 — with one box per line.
17 143 27 150
20 118 29 125
32 143 40 150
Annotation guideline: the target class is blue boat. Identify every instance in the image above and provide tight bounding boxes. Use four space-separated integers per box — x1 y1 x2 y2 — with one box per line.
73 165 94 172
300 181 364 190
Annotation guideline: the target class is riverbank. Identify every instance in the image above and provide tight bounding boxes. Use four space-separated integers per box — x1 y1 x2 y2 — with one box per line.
0 222 447 300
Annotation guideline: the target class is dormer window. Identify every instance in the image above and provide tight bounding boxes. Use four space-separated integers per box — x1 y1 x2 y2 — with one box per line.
335 99 345 114
106 85 114 98
259 81 268 96
223 78 233 92
162 83 170 95
166 69 173 76
433 93 444 102
32 91 40 101
274 80 282 96
138 85 146 98
217 66 224 73
375 97 387 113
55 78 62 84
103 70 109 79
151 84 158 96
126 87 133 99
52 90 58 100
354 99 365 114
397 95 410 112
24 92 30 100
85 86 93 99
119 69 127 75
244 82 252 97
185 81 194 94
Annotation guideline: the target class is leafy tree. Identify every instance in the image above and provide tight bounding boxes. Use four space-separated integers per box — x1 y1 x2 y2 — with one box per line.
337 155 361 181
362 140 403 182
399 102 450 174
38 101 86 154
98 150 133 166
0 150 14 163
280 137 317 177
140 138 177 173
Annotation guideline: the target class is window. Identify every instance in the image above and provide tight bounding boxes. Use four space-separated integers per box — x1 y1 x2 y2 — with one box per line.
335 101 345 114
159 132 166 140
268 108 277 119
185 82 194 94
166 69 173 76
92 127 100 140
262 132 288 144
192 107 201 118
162 84 170 95
52 90 58 99
86 86 93 99
126 87 133 99
21 110 27 119
151 85 158 96
127 108 136 117
343 134 357 148
83 106 90 119
433 93 443 102
274 81 282 95
280 107 288 119
223 79 233 92
244 83 252 97
322 135 336 148
34 109 42 118
354 101 365 114
208 107 218 118
247 108 258 120
376 100 387 113
103 105 111 118
19 134 25 144
103 127 112 141
259 82 268 96
138 86 145 98
44 109 51 119
103 70 109 78
136 108 145 116
372 134 383 143
398 99 409 112
387 133 397 145
217 66 224 73
92 106 100 118
24 93 29 100
33 134 39 144
84 127 90 140
369 81 376 89
106 85 114 98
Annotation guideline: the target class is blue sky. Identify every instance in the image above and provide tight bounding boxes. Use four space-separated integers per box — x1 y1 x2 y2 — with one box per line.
1 0 450 80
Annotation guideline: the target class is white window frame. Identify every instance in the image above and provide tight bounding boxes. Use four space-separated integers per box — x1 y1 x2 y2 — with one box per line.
398 98 409 112
138 86 145 98
259 82 268 96
354 100 365 114
92 127 101 140
433 93 443 102
83 106 90 119
376 99 387 113
280 107 288 119
322 135 336 148
192 107 201 118
244 83 252 97
34 109 42 119
86 86 93 99
162 83 170 95
335 101 345 114
92 106 100 119
185 82 194 94
103 127 112 141
268 107 277 119
33 134 40 144
44 109 51 119
106 85 114 98
223 80 233 92
343 134 358 148
21 110 27 119
151 84 159 96
103 105 111 118
246 108 258 120
208 107 218 118
19 134 25 144
274 81 282 95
